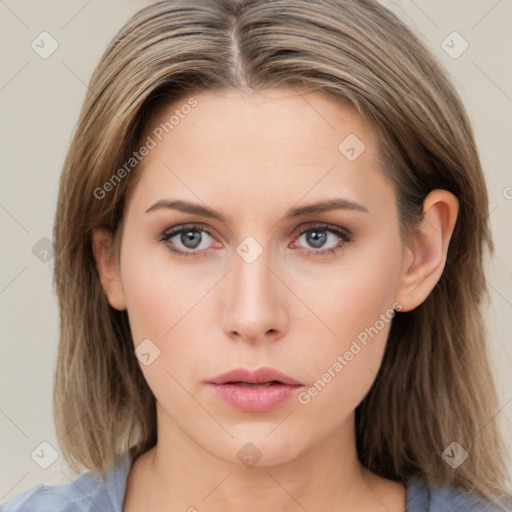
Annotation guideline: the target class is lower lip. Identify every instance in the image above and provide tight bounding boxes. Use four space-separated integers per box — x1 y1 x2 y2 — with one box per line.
207 382 303 412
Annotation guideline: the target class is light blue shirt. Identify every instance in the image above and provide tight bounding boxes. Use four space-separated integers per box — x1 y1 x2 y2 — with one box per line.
1 452 510 511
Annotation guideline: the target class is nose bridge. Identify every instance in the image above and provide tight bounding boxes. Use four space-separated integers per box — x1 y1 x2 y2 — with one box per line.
223 237 286 342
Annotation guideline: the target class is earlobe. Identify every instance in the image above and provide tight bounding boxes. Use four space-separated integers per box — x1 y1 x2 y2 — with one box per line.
91 228 127 311
395 189 459 312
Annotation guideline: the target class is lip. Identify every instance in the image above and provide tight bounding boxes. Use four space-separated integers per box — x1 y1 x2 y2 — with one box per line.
207 366 304 386
206 366 304 412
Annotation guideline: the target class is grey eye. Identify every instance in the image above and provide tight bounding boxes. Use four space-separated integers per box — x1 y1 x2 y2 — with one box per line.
298 228 338 250
304 229 328 248
179 229 203 249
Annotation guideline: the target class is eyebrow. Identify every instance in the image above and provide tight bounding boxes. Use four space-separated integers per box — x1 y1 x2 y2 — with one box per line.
145 197 368 221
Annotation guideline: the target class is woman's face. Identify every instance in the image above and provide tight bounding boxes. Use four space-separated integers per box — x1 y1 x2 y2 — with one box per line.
114 87 409 466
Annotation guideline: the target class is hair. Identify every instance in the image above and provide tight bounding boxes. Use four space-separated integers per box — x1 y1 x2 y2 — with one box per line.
52 0 511 505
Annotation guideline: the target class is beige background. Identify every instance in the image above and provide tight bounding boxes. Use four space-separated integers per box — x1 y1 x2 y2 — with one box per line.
1 0 511 500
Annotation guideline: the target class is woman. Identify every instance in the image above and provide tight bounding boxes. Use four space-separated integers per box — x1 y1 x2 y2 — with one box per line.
2 0 511 510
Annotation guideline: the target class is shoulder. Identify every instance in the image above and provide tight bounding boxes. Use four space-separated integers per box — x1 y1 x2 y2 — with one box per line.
0 453 131 512
406 476 512 512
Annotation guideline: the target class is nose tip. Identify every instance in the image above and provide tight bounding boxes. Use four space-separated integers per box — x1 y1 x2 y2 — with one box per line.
222 255 288 344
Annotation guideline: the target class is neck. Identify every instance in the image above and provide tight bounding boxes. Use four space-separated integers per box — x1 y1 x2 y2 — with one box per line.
126 404 399 512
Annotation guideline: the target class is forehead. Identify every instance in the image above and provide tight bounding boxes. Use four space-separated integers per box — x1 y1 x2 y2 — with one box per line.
126 87 395 222
148 87 371 160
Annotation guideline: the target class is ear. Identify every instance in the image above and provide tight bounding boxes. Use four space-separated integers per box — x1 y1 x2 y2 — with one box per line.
394 189 459 312
91 228 126 311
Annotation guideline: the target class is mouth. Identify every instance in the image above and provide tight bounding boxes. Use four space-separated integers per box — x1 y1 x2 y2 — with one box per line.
206 366 304 386
206 367 304 412
226 381 282 387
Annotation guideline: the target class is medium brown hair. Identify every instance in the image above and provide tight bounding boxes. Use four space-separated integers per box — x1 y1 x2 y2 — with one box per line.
52 0 511 504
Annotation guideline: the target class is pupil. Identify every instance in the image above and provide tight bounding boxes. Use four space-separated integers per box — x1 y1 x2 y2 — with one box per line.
181 229 201 249
307 230 326 248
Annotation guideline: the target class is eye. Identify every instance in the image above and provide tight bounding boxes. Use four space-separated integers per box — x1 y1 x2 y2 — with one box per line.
156 223 353 258
291 223 353 257
156 224 218 257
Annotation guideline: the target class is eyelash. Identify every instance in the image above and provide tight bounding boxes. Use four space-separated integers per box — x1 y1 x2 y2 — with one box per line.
155 223 353 258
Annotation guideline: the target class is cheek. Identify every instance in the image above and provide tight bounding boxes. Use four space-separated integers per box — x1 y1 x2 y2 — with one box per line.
295 239 401 411
302 233 401 347
120 237 208 345
120 248 209 413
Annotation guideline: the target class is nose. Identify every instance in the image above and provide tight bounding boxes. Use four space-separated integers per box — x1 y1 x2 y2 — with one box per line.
222 246 289 345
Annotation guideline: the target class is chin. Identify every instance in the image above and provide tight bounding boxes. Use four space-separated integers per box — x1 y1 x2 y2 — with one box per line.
211 432 308 469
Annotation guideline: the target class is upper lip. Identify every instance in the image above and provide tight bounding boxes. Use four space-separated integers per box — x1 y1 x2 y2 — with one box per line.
207 366 304 386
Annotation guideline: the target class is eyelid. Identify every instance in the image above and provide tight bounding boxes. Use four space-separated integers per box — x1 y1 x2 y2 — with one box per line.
158 222 216 240
291 221 353 241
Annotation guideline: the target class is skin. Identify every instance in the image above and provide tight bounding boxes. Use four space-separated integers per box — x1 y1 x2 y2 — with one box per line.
92 87 459 512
